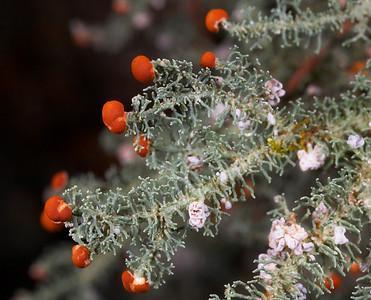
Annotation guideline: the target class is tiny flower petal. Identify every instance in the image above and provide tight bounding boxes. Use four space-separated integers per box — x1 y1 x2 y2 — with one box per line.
297 144 327 171
188 201 210 231
218 171 228 184
264 78 285 106
267 113 276 125
347 134 365 149
334 226 349 245
187 155 203 170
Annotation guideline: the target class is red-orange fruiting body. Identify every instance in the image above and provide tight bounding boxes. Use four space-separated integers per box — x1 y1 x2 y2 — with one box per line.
40 211 64 233
350 261 361 274
348 60 367 76
112 0 130 15
121 270 150 293
131 55 155 84
44 196 71 223
57 201 73 222
133 134 151 157
102 100 127 134
324 273 342 290
72 245 91 268
200 51 216 68
51 170 69 190
205 9 229 33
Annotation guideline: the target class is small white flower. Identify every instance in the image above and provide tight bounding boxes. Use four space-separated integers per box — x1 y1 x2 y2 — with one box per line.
302 242 314 252
237 120 251 130
333 226 349 245
220 198 232 210
187 155 203 170
267 112 276 126
235 108 242 119
188 201 210 231
257 253 277 284
312 202 329 222
211 103 229 121
218 171 228 184
234 109 251 131
297 143 327 171
214 76 224 87
268 218 312 255
264 78 286 106
294 283 307 300
117 143 137 165
347 134 365 149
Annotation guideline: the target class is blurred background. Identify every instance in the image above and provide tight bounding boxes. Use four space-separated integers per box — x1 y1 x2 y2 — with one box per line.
1 0 368 299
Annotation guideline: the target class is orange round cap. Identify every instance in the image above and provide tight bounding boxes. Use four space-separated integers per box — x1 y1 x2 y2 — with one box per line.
205 9 229 33
102 100 127 134
44 196 64 222
200 51 216 68
40 211 64 233
72 245 91 268
51 170 69 190
57 201 72 222
324 272 342 290
133 134 151 157
131 55 155 84
122 270 150 293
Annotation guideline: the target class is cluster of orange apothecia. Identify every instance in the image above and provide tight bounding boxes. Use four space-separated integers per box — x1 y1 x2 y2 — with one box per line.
102 9 232 293
101 8 229 161
40 171 69 233
41 8 231 294
322 262 363 292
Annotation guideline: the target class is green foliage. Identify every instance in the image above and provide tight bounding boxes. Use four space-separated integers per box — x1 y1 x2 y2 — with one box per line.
224 0 371 51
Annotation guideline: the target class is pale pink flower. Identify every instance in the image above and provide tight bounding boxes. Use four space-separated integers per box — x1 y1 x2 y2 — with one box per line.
234 109 251 131
333 226 349 245
220 198 232 210
188 201 210 231
268 218 313 255
264 78 286 106
211 103 229 121
294 283 307 300
257 253 277 284
117 143 137 165
297 143 327 171
347 134 365 149
267 112 276 126
217 171 228 184
312 202 329 222
186 155 203 170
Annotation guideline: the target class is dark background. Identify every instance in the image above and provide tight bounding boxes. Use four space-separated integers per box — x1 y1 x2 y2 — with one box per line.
0 1 147 297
